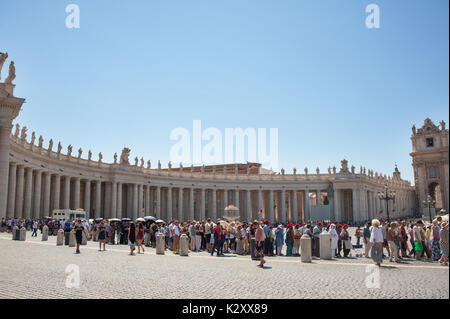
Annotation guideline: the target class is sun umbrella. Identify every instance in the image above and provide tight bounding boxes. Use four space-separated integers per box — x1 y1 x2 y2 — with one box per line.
224 205 239 211
95 218 103 222
136 217 145 222
219 220 232 231
144 216 157 221
121 217 131 221
155 219 165 224
109 218 121 222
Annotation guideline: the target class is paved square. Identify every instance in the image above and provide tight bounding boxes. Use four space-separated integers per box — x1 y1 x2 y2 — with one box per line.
0 231 448 299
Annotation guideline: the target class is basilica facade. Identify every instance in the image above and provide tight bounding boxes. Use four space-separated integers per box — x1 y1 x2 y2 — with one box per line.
0 64 418 224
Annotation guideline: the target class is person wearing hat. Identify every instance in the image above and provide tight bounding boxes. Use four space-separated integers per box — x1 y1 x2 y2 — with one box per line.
268 225 275 256
341 224 351 258
313 222 322 258
275 225 284 256
285 223 294 256
293 224 301 256
254 220 266 267
439 221 449 266
336 224 343 258
263 220 272 256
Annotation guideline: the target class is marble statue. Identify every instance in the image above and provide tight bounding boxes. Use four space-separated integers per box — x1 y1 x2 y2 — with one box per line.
147 160 151 169
293 168 297 175
20 126 27 140
441 120 446 130
328 167 331 174
304 167 308 175
140 157 144 167
316 167 320 175
57 142 62 154
5 61 16 84
120 148 131 165
14 124 19 137
412 125 416 135
30 132 36 145
363 167 366 175
281 168 285 175
98 152 103 162
78 148 82 158
67 145 73 157
113 153 117 164
351 165 355 174
168 161 172 170
340 159 349 173
332 166 336 174
88 150 92 161
135 157 138 166
0 52 7 81
48 139 53 152
38 135 43 148
158 160 161 170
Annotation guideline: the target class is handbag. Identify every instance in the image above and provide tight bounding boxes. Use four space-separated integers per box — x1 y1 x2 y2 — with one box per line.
414 241 422 251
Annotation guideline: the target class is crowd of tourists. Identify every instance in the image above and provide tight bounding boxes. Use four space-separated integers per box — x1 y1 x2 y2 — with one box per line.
1 211 448 267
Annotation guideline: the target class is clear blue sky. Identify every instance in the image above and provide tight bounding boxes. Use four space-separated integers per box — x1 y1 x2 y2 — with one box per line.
1 0 448 183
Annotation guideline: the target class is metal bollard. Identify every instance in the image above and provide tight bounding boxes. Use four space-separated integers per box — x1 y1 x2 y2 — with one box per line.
300 234 312 263
179 234 189 256
319 231 332 260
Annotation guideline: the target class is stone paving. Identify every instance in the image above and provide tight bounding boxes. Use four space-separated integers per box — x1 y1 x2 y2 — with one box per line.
0 231 448 299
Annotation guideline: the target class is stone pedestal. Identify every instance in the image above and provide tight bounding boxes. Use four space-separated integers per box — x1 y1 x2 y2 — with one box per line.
12 225 18 240
19 227 26 241
180 234 189 256
300 234 312 263
69 230 76 247
156 233 165 255
81 230 87 245
64 231 70 245
319 231 332 260
42 225 49 241
56 229 64 246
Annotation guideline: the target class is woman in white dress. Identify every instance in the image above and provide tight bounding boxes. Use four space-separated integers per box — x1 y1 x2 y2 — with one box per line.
330 224 339 257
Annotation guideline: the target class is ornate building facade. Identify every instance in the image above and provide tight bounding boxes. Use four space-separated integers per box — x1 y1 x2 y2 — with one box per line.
411 118 449 216
0 61 416 223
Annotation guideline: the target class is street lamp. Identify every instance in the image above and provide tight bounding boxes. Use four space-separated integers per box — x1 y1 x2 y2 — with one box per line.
377 185 396 221
423 194 435 223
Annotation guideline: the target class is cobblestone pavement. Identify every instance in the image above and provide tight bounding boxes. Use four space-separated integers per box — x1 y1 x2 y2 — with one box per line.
0 231 448 299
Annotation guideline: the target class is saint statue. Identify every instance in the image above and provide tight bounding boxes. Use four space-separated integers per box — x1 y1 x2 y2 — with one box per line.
5 61 16 84
304 167 308 175
113 153 118 164
140 157 144 167
88 150 92 161
0 52 8 81
168 161 172 169
293 168 297 175
158 160 161 170
30 132 36 145
98 152 103 162
48 139 53 152
351 165 355 174
328 167 331 174
78 148 82 158
38 135 43 148
332 166 336 174
316 167 320 175
14 124 20 137
281 168 285 175
20 126 27 140
57 142 62 154
67 145 73 157
412 125 416 135
135 157 138 166
147 160 151 169
440 120 446 130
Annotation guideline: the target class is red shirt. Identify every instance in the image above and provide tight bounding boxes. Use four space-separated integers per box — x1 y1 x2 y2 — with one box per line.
213 225 222 240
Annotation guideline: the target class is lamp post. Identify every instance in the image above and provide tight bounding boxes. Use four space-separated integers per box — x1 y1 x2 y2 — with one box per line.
377 185 396 222
423 194 435 223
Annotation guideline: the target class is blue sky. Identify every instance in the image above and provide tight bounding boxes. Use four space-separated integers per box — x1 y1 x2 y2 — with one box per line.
1 0 448 183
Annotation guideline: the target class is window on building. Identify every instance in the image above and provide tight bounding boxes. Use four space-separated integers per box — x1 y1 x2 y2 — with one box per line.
426 138 434 147
429 166 437 178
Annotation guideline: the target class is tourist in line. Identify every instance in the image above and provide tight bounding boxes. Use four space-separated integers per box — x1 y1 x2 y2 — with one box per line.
336 224 343 257
136 222 145 254
330 224 338 258
211 221 223 256
205 219 212 253
387 222 399 262
341 224 351 258
128 222 136 255
97 220 107 251
292 224 301 256
254 221 266 267
285 223 294 256
370 219 384 267
313 222 322 257
195 222 203 252
380 220 390 259
431 219 441 261
363 222 371 258
32 219 38 237
172 220 180 254
439 221 449 266
263 220 271 256
241 223 249 255
275 225 284 256
74 220 87 254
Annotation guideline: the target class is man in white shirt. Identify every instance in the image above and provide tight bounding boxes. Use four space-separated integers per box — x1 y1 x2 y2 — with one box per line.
172 220 181 254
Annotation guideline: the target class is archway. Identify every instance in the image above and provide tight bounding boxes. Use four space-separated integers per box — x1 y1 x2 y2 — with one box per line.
428 182 443 211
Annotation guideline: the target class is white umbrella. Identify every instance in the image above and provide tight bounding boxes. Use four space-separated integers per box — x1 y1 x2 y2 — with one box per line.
136 217 145 222
224 205 239 211
155 219 165 224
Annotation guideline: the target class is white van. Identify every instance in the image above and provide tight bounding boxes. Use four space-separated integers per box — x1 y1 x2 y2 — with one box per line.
52 209 88 220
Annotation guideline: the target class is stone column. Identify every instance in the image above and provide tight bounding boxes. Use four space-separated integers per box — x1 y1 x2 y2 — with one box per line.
73 177 80 210
316 190 321 206
200 188 205 221
223 189 228 208
268 190 274 222
63 176 71 209
15 165 24 218
304 189 310 221
111 182 117 218
156 186 161 218
257 189 263 212
84 180 91 215
138 184 143 218
42 172 51 217
116 182 122 218
133 184 139 220
280 189 286 223
246 189 251 222
6 162 17 218
52 174 60 212
33 170 42 219
167 187 172 221
145 185 150 215
234 189 239 210
178 187 183 222
292 190 298 222
212 189 217 221
334 189 341 221
352 188 359 223
95 180 101 219
189 188 194 221
24 167 33 219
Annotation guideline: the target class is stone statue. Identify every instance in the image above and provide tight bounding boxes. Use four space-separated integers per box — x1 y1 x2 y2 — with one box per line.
351 165 355 174
248 167 251 176
98 152 103 162
57 142 62 154
332 166 336 174
281 168 285 175
20 126 27 140
235 165 238 176
158 160 162 170
328 167 331 174
412 125 416 135
168 161 172 170
5 61 16 84
120 148 131 165
0 52 8 81
293 168 297 175
147 160 151 169
441 120 446 130
113 153 118 164
304 167 308 175
140 157 144 167
30 132 36 145
48 139 53 152
135 157 138 166
363 167 366 175
88 150 92 161
340 159 349 174
316 167 320 175
38 135 43 148
14 124 20 137
78 148 82 159
67 145 73 157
